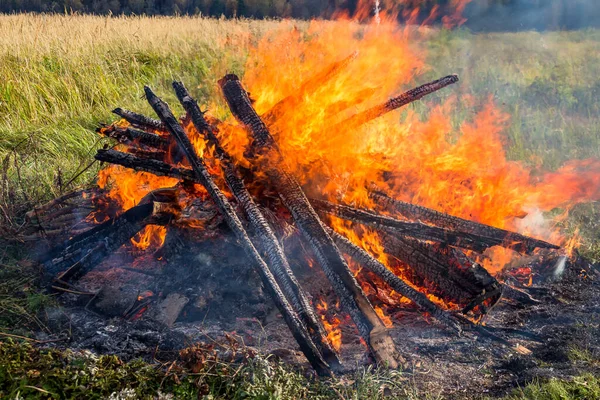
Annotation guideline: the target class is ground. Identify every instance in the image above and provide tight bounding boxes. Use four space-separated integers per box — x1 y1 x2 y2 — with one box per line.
0 14 599 400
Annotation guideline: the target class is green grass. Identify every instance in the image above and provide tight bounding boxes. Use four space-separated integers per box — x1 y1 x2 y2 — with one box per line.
0 340 441 400
503 374 600 400
421 28 600 170
1 339 598 399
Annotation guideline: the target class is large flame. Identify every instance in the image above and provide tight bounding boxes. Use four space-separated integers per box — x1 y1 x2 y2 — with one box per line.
236 20 600 237
98 18 600 272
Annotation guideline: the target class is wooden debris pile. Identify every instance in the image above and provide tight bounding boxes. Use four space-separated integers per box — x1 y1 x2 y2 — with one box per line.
37 68 563 376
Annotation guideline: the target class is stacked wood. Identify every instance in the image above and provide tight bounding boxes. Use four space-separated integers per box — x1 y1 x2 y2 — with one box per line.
39 72 552 374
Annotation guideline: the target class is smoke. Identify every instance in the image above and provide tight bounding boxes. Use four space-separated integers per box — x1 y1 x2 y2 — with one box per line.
464 0 600 31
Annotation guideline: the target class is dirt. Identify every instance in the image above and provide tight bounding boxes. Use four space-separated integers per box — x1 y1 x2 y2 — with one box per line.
35 228 600 399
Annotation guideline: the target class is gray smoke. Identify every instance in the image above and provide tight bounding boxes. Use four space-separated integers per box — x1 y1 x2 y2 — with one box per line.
465 0 600 31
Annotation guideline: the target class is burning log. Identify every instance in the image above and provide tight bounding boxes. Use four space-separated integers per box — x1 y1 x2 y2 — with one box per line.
98 125 170 151
46 198 173 283
172 81 341 368
332 75 459 131
219 74 400 368
369 190 559 254
112 108 166 132
143 86 332 376
325 227 462 333
261 52 358 126
95 149 194 181
382 234 502 315
311 198 501 252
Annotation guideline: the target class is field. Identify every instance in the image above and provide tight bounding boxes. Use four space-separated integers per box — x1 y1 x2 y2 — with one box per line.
0 13 599 399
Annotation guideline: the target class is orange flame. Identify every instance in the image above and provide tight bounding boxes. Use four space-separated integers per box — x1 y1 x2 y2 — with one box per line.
375 306 393 328
131 225 167 251
316 299 343 351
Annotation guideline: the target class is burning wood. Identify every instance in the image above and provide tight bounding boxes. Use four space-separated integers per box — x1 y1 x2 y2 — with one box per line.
312 198 510 252
112 107 166 132
98 125 170 151
37 71 566 375
144 85 332 376
369 189 560 254
331 74 459 131
45 189 177 282
172 81 341 369
220 73 400 368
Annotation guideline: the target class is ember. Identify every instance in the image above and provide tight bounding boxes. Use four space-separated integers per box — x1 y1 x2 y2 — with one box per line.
30 21 600 376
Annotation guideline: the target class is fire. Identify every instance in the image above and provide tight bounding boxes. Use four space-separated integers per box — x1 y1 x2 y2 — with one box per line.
375 306 393 328
233 20 600 273
131 225 167 251
349 0 474 28
95 14 600 293
316 300 343 351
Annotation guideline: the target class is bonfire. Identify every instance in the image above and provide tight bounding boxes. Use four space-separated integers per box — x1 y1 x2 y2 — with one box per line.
25 22 599 377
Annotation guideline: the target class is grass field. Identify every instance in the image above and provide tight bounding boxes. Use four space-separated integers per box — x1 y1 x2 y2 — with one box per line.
0 13 599 399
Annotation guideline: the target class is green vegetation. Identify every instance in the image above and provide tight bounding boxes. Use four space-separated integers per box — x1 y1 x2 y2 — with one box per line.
503 374 600 400
423 28 600 170
0 340 435 399
1 339 598 399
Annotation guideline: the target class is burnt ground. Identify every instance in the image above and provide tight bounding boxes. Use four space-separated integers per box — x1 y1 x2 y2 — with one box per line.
31 225 600 399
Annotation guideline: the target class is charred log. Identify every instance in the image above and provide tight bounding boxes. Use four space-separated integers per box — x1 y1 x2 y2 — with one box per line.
143 86 331 376
369 190 559 254
95 149 195 181
333 75 459 131
46 202 172 283
173 81 341 368
325 227 462 333
112 108 166 132
311 198 501 252
98 125 170 151
382 234 502 314
219 73 400 368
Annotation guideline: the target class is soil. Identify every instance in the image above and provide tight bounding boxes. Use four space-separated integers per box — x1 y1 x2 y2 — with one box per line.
35 225 600 399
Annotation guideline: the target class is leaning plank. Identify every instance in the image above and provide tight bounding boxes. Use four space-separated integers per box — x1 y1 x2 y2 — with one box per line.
311 198 500 252
112 108 166 132
143 86 331 376
172 81 341 368
332 75 459 131
369 190 559 254
219 74 400 368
